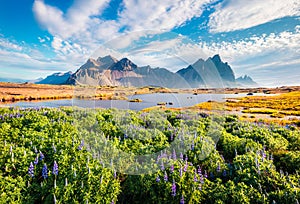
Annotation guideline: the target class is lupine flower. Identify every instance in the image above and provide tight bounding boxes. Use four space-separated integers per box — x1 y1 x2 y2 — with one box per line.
198 184 202 190
180 153 184 160
42 164 48 179
39 151 45 161
191 141 195 151
34 156 39 165
216 163 221 172
171 180 176 197
164 171 168 182
78 140 84 150
204 171 208 178
200 175 204 184
179 167 183 177
194 172 198 182
161 162 165 171
183 161 188 172
180 195 185 204
222 170 227 177
52 161 58 176
170 165 174 173
197 166 202 175
28 162 34 177
156 175 160 182
172 149 176 160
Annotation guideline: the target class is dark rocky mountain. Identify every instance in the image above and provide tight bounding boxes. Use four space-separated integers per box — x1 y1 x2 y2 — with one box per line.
177 54 236 87
39 54 257 88
36 71 72 85
236 75 259 87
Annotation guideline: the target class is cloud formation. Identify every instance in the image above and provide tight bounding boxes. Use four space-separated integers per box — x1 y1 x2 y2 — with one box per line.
209 0 300 33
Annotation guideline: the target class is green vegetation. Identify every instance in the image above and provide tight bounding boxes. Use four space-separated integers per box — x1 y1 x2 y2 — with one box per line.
0 107 299 203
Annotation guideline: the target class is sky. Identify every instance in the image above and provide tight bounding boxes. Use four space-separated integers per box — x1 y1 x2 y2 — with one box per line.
0 0 300 86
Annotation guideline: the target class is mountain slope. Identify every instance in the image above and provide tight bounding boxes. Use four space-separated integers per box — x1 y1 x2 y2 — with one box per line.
36 71 72 85
236 75 259 87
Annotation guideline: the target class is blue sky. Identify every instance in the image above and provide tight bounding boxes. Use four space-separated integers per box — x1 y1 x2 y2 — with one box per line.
0 0 300 86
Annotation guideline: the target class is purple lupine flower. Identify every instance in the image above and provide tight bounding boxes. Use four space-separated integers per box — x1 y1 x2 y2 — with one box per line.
171 180 176 197
179 167 183 177
191 141 195 151
34 156 39 165
156 175 160 182
39 151 45 161
172 149 176 160
170 165 174 173
270 154 273 161
114 170 117 179
216 163 221 173
204 170 208 178
194 172 198 182
161 161 165 171
183 161 188 172
111 201 114 204
42 164 48 179
52 161 58 176
197 166 202 175
200 174 204 184
78 140 84 150
180 195 185 204
28 162 34 177
164 171 168 181
222 170 227 177
180 152 184 161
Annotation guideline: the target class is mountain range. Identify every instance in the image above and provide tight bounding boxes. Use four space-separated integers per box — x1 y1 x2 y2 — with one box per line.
0 55 258 88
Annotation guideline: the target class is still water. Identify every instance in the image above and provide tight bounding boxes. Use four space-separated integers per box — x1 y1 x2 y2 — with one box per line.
3 93 271 111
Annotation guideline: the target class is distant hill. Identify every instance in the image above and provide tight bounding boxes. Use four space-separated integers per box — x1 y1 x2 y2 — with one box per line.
0 77 27 83
236 75 259 87
36 71 72 85
37 54 257 88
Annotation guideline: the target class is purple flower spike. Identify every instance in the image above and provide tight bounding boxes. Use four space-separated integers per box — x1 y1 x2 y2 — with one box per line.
52 161 58 176
180 153 184 161
170 165 174 173
180 195 185 204
156 175 160 182
172 149 177 160
164 171 168 182
78 140 84 150
39 151 44 161
216 163 221 173
183 161 188 172
197 166 202 175
171 180 176 197
222 170 227 177
42 164 48 179
34 156 39 165
28 162 34 177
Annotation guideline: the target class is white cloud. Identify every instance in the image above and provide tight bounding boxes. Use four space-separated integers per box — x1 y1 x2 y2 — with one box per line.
119 0 214 32
0 37 23 51
209 0 300 33
196 27 300 85
33 0 110 38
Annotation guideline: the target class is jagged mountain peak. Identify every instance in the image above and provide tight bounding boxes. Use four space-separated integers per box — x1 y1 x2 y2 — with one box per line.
109 58 137 71
211 54 222 63
97 55 118 64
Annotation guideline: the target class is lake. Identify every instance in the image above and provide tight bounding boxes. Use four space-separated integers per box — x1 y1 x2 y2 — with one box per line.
2 93 272 111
